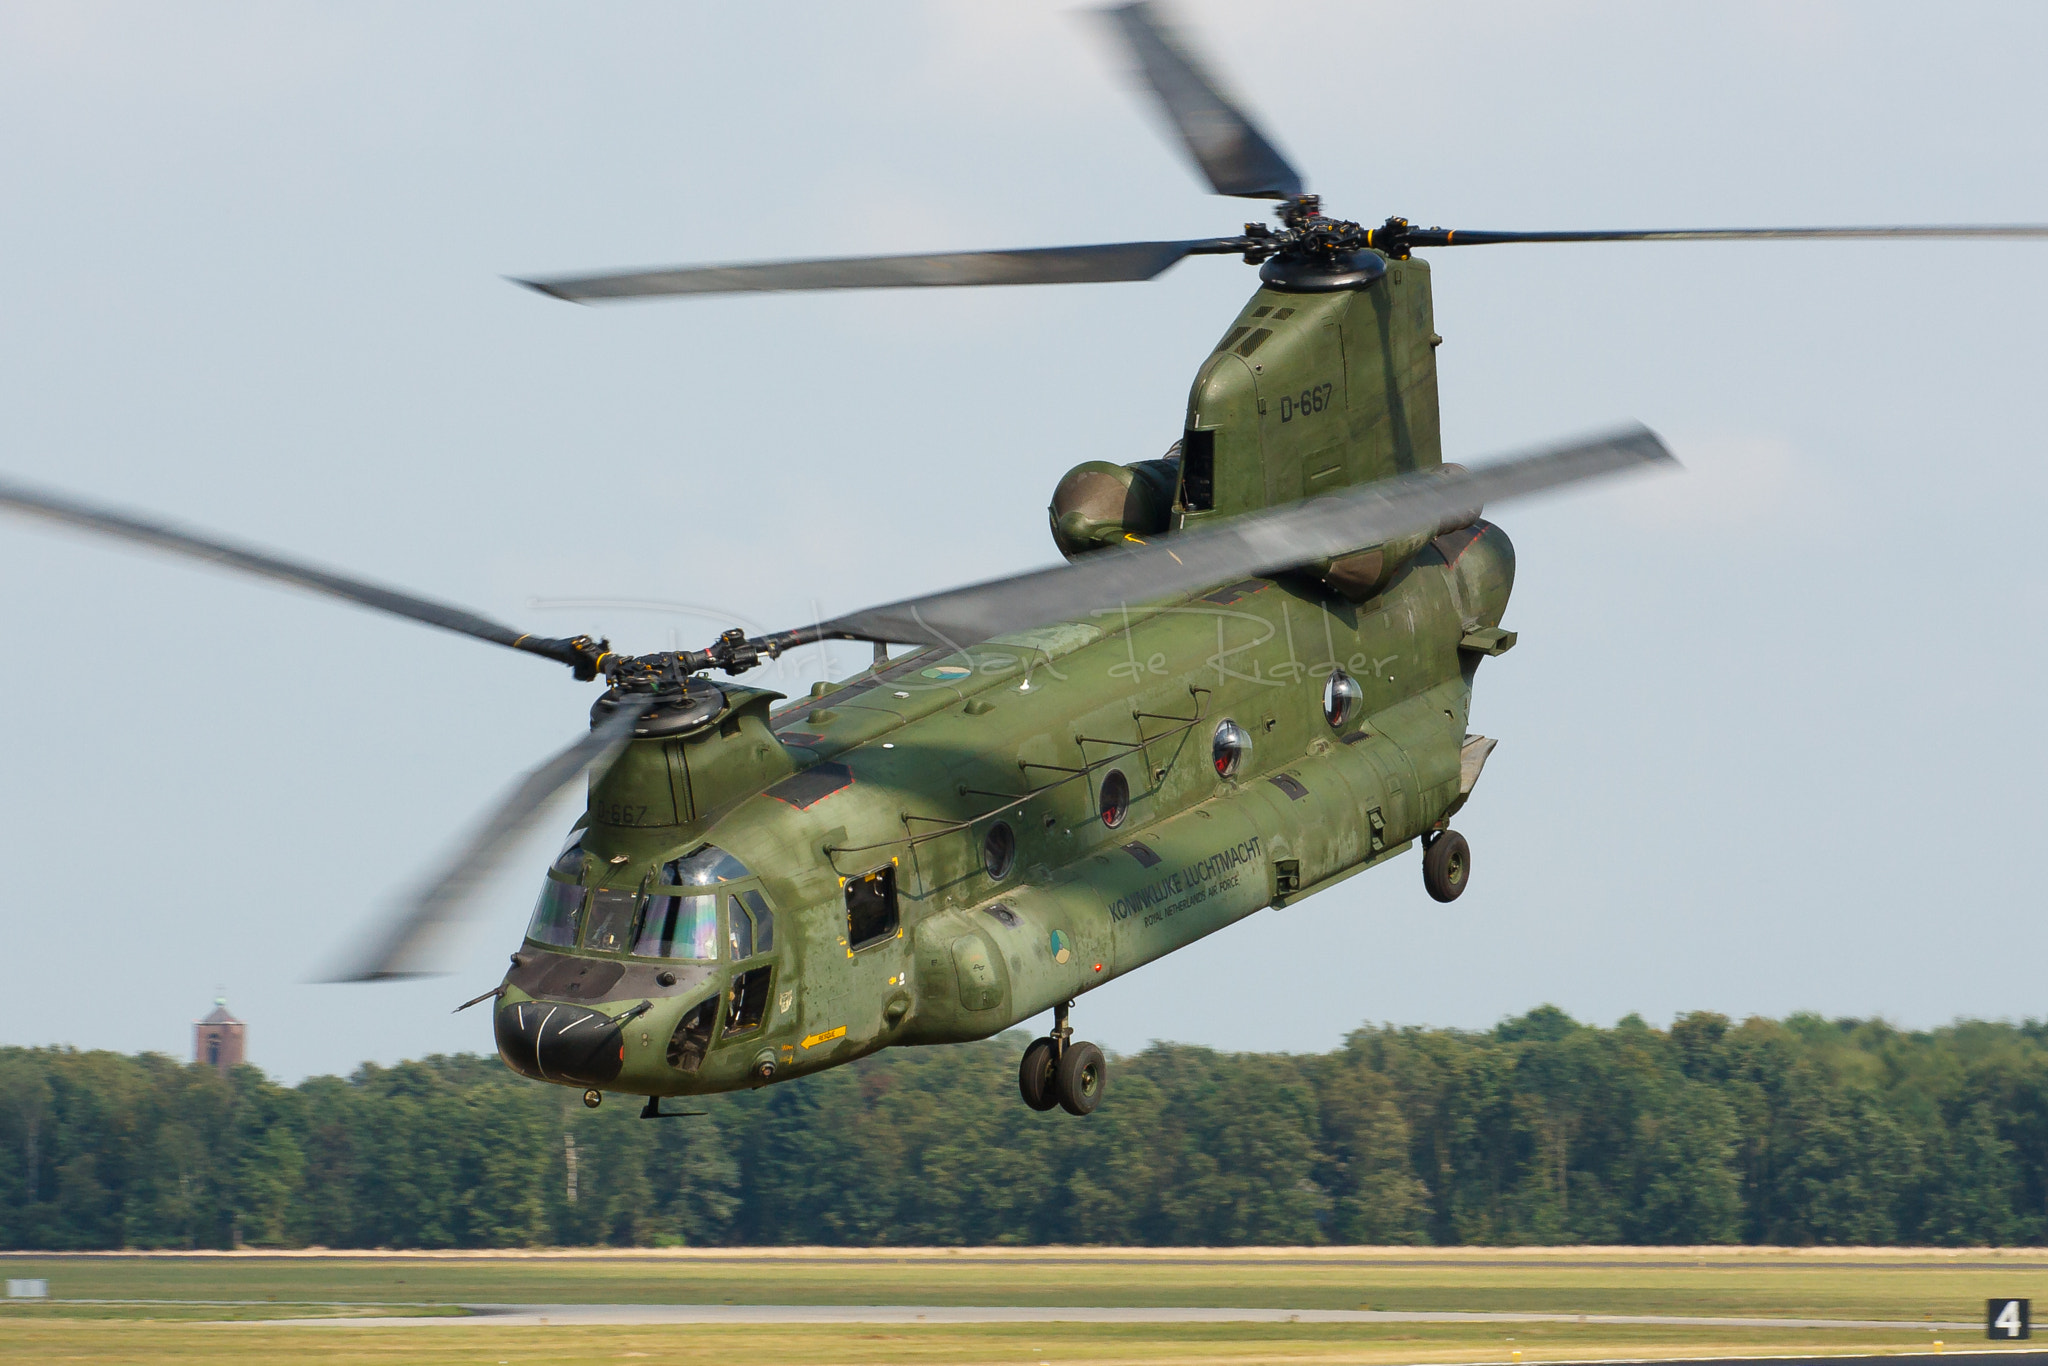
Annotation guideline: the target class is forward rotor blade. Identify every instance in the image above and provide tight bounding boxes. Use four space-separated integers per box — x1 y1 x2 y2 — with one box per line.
328 698 653 982
821 425 1674 648
0 474 598 672
1400 224 2048 248
517 239 1243 303
1101 1 1304 200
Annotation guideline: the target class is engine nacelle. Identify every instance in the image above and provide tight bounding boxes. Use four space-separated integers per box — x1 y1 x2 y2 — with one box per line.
1313 529 1437 601
1310 464 1480 602
1047 454 1180 560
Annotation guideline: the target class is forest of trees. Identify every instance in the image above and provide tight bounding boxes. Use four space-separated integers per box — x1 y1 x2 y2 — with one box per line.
5 1008 2048 1249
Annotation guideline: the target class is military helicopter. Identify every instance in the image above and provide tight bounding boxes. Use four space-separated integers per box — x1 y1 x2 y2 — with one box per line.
5 2 2045 1119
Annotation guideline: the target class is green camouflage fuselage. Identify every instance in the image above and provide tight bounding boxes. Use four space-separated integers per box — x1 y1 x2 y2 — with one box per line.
494 260 1519 1099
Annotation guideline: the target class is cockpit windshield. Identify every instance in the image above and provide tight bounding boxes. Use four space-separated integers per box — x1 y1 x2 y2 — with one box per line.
630 845 751 959
526 877 584 949
584 888 639 954
523 831 590 949
551 832 587 878
633 893 719 960
662 845 750 886
525 839 752 960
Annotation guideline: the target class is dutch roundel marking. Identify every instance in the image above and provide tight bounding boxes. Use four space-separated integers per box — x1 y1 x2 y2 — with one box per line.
1989 1299 2031 1339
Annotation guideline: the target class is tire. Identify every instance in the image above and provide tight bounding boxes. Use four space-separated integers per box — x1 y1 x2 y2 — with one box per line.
1054 1040 1107 1116
1018 1037 1059 1111
1423 829 1471 903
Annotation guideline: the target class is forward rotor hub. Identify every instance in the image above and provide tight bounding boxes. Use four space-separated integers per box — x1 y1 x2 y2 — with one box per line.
1237 195 1369 264
1238 196 1390 292
592 661 726 737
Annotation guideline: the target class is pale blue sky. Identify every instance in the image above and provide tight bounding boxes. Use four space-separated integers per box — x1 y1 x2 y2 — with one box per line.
2 1 2045 1080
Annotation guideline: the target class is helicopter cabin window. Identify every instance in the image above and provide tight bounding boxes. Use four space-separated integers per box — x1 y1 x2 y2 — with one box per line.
846 865 898 950
1322 670 1363 729
725 966 772 1036
526 876 585 949
1098 768 1131 828
1212 719 1252 777
663 845 751 886
633 893 719 960
583 888 640 954
1180 429 1215 511
982 820 1016 882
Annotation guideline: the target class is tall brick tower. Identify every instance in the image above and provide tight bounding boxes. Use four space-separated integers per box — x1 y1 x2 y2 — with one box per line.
193 998 246 1075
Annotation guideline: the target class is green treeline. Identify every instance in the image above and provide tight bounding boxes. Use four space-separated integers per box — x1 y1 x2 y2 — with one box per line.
4 1007 2046 1249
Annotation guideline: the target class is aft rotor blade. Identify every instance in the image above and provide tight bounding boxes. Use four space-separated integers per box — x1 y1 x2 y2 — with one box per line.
1100 1 1305 200
328 698 653 982
821 425 1674 647
517 238 1244 303
1399 224 2048 248
0 474 600 672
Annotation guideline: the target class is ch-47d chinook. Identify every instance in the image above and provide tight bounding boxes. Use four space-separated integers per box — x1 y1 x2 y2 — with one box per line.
6 2 2047 1118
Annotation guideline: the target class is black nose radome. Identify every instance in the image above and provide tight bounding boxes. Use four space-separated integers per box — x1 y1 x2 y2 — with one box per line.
495 999 624 1087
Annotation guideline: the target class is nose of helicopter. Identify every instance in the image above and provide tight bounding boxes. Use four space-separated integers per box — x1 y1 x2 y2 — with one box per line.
494 998 625 1087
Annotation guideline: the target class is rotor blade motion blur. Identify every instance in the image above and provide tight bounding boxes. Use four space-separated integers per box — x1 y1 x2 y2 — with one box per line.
329 698 653 983
0 475 606 675
517 239 1244 303
1392 223 2048 249
1101 1 1304 199
823 426 1674 648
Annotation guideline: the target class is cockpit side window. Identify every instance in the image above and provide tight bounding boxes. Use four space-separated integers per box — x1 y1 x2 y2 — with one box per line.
742 889 773 954
662 845 751 886
727 894 753 961
725 966 771 1036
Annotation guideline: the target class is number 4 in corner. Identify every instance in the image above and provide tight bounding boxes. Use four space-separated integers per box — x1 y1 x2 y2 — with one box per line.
1988 1298 2031 1340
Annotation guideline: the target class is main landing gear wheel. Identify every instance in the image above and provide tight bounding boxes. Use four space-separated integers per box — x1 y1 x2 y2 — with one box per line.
1055 1041 1107 1115
1423 829 1471 903
1018 1037 1060 1111
1019 999 1107 1115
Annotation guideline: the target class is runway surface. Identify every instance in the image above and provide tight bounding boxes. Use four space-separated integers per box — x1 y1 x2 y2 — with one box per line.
251 1304 1988 1329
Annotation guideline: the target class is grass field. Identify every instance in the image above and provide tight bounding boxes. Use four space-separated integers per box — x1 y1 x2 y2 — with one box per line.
0 1319 2025 1366
4 1247 2045 1365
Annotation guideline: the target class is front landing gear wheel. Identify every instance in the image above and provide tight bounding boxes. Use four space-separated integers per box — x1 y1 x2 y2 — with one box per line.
1018 1037 1059 1111
1423 829 1470 903
1055 1041 1107 1116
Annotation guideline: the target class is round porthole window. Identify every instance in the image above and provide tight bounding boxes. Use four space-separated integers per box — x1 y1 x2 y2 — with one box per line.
1322 670 1363 729
1098 769 1130 828
1212 719 1251 777
982 821 1017 881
